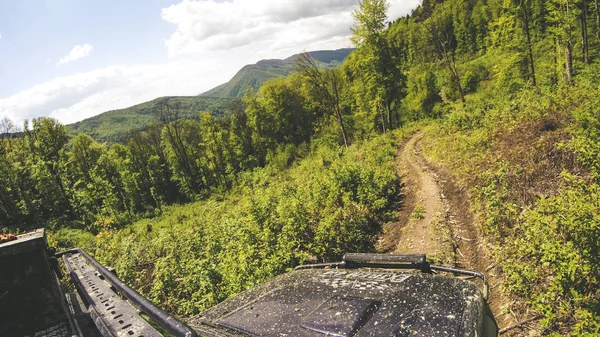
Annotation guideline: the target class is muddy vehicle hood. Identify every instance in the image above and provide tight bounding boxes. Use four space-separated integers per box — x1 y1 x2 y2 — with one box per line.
189 268 485 337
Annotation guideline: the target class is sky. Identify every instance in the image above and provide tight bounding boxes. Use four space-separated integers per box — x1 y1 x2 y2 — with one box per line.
0 0 420 126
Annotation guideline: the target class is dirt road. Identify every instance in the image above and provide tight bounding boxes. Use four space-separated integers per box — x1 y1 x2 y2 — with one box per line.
379 131 518 333
392 132 454 262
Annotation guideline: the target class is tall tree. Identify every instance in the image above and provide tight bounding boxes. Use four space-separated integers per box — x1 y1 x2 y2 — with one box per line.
351 0 406 130
157 101 205 195
200 112 228 187
297 53 349 147
595 0 600 44
425 5 466 102
491 0 538 85
351 0 389 47
547 0 578 82
69 134 104 182
518 0 538 85
580 0 590 63
27 118 73 217
0 117 17 138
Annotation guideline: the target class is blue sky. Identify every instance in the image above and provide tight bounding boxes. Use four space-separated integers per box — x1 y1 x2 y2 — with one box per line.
0 0 175 96
0 0 419 125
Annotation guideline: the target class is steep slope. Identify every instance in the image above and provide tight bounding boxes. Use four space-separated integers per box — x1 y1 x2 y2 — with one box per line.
200 48 353 98
67 96 233 143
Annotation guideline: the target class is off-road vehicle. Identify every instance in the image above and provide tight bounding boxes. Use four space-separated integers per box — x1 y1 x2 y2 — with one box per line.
0 229 498 336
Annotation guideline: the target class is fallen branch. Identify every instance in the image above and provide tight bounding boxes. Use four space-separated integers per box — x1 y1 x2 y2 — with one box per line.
499 316 541 335
456 234 474 242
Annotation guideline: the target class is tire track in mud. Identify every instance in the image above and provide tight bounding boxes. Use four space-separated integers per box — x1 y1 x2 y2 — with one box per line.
392 131 454 262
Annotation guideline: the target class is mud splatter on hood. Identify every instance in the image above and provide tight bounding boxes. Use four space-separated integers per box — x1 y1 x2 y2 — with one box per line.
189 269 485 336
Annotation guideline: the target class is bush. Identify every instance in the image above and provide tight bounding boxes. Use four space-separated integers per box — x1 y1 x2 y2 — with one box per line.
54 134 401 316
503 175 600 334
422 74 600 335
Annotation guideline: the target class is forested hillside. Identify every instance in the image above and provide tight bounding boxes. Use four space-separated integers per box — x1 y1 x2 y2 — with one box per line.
200 48 354 98
67 96 234 142
2 0 600 334
64 49 353 143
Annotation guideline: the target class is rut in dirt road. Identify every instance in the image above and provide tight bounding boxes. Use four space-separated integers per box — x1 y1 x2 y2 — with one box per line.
393 131 454 263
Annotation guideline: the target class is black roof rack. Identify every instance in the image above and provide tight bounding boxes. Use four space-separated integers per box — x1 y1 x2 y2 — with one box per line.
57 248 196 337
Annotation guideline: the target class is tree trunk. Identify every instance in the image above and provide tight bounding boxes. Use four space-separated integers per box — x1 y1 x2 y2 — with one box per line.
450 63 466 103
565 1 574 82
428 25 465 104
565 40 574 82
595 0 600 44
522 3 537 86
332 77 349 148
553 36 559 84
447 50 466 104
165 124 196 193
298 53 349 147
336 111 349 147
379 102 387 133
439 48 465 103
386 100 393 130
581 0 589 64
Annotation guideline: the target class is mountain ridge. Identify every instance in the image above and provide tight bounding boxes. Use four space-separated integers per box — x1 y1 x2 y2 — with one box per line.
66 48 354 142
199 48 354 98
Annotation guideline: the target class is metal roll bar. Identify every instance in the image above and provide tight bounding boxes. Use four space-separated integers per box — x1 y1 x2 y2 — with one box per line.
57 248 196 337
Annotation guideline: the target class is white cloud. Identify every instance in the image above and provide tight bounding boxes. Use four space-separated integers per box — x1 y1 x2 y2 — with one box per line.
0 55 239 125
58 43 93 65
161 0 420 57
0 32 2 39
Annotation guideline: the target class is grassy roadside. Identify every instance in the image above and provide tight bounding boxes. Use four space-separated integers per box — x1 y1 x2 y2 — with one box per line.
420 70 600 335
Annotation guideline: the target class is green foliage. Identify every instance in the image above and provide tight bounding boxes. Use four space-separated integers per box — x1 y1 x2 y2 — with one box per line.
404 64 441 119
351 0 389 46
422 65 600 333
460 61 489 94
55 135 399 316
3 0 600 330
503 174 600 334
349 0 406 132
412 204 425 220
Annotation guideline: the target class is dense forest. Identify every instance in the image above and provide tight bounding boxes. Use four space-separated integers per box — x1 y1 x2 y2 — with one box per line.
2 0 600 334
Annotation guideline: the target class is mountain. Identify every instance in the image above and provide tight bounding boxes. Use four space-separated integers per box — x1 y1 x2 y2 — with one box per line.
67 96 234 143
66 48 353 143
200 48 354 98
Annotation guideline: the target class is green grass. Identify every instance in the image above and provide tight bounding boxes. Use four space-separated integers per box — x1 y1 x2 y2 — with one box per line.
411 204 425 220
